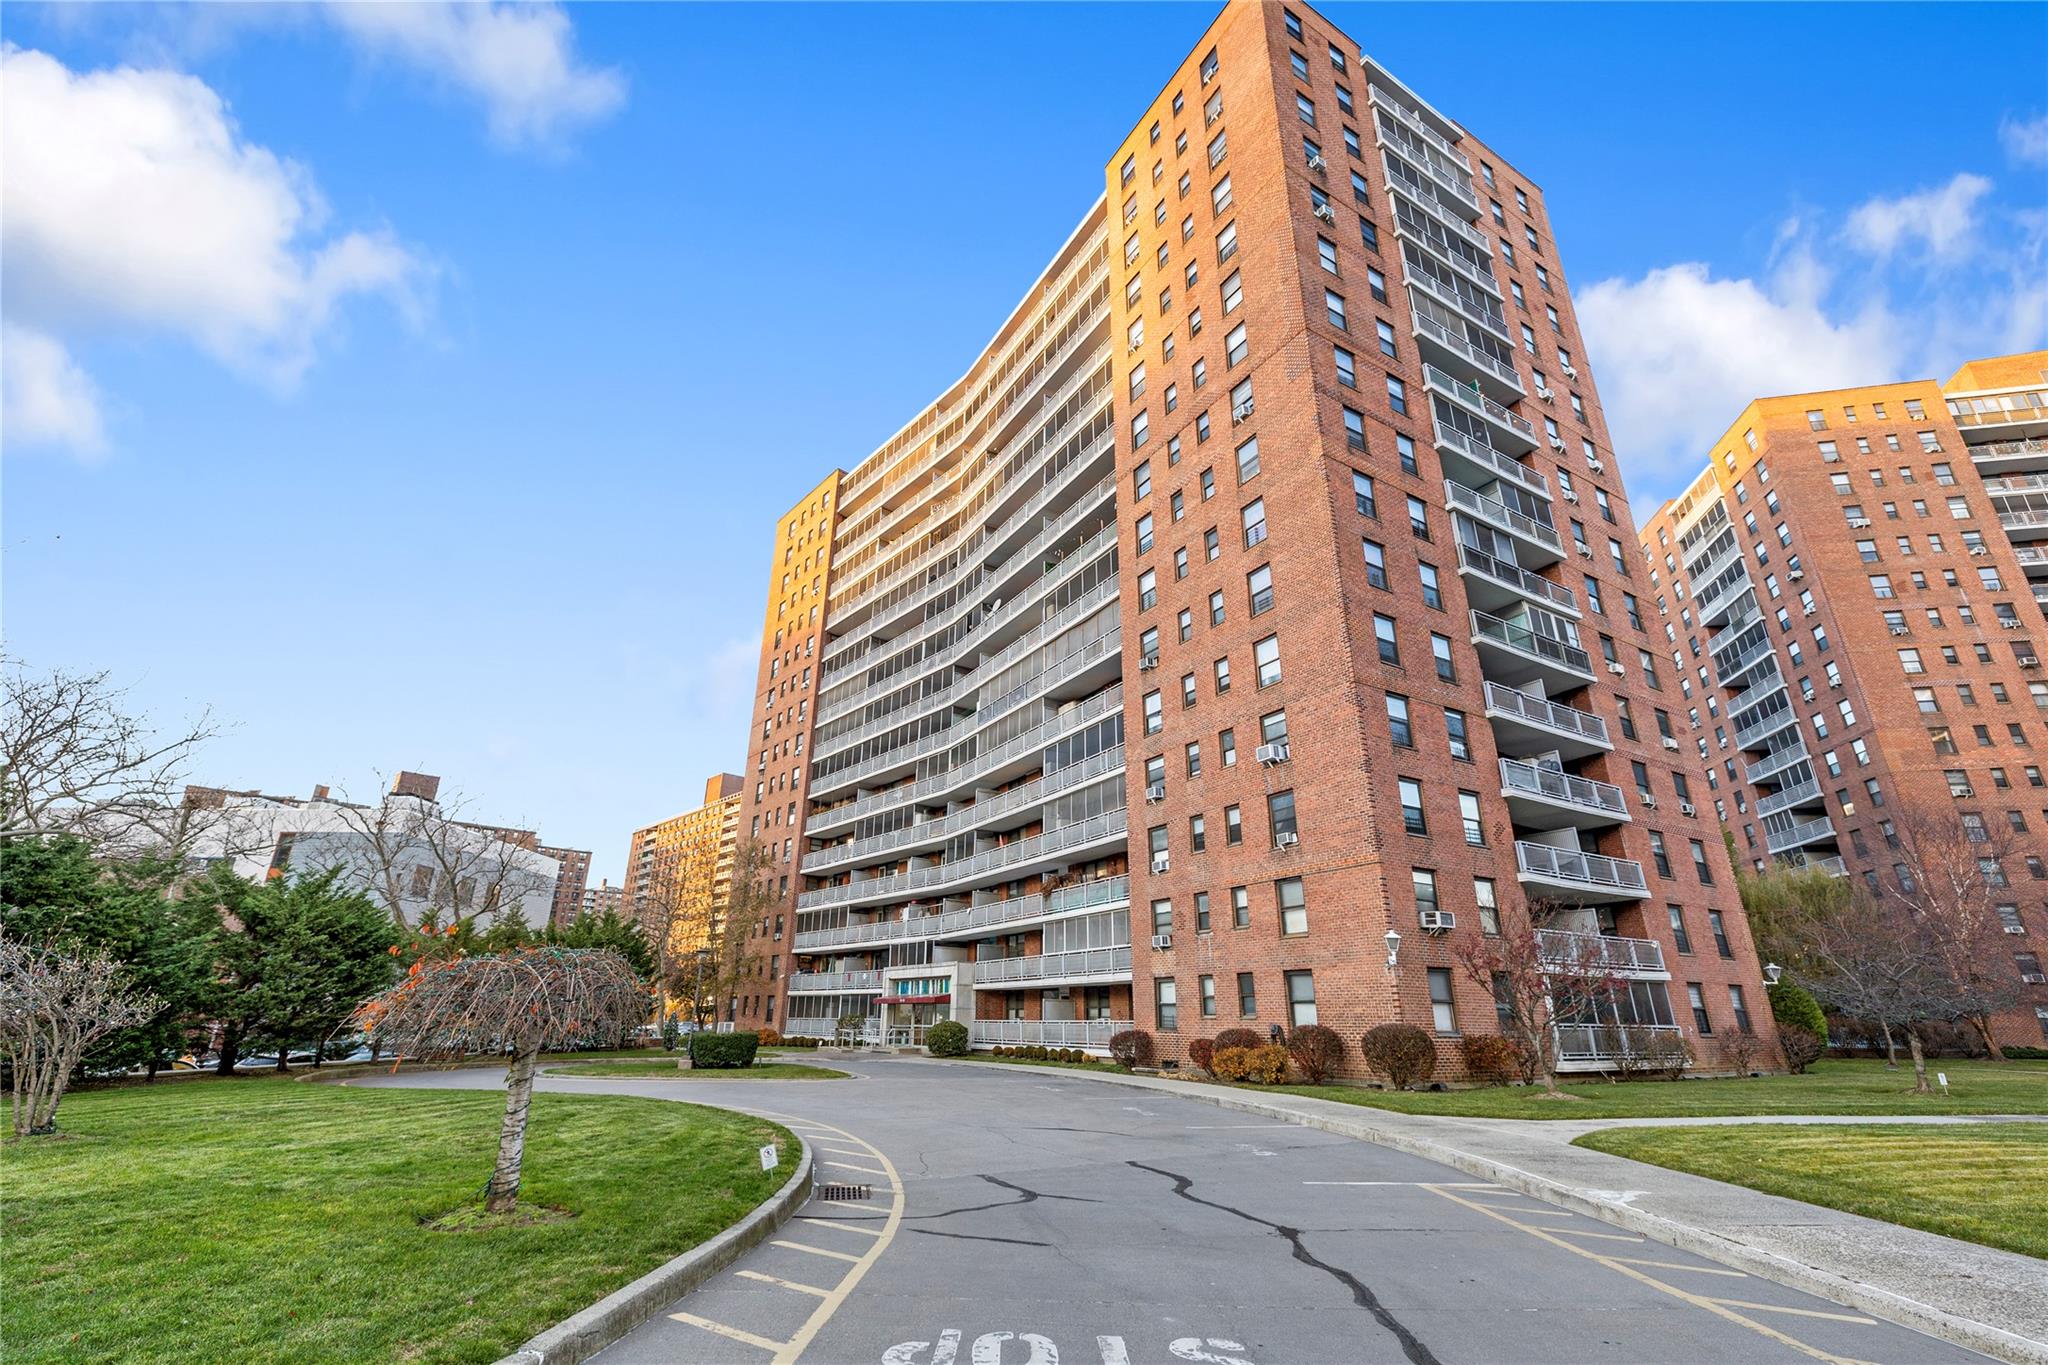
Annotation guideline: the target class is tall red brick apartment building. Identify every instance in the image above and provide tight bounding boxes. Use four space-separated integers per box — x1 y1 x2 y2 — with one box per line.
727 1 1776 1076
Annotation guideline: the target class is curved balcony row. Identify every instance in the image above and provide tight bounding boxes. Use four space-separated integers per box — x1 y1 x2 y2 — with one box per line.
787 969 885 993
796 808 1128 912
793 874 1131 954
806 683 1125 837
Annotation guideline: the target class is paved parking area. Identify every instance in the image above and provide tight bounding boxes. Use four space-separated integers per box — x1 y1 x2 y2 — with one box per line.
365 1057 1998 1365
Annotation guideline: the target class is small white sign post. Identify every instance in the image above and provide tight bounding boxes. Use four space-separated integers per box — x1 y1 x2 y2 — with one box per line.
1936 1071 1949 1094
759 1143 779 1171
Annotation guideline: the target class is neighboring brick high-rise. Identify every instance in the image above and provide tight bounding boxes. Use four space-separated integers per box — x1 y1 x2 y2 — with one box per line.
538 844 592 928
1640 351 2048 1048
623 773 744 967
732 0 1777 1074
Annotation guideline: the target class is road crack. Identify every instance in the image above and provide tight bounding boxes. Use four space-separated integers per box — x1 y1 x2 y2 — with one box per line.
1127 1161 1442 1365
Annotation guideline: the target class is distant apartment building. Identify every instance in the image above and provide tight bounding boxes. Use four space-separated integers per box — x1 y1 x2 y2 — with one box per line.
539 844 592 928
1638 351 2048 1047
623 774 744 961
184 771 564 929
727 0 1775 1074
579 879 624 920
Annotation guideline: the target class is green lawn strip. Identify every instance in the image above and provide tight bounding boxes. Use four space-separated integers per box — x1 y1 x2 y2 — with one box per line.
1 1079 793 1364
1233 1059 2048 1119
545 1060 848 1080
1573 1123 2048 1259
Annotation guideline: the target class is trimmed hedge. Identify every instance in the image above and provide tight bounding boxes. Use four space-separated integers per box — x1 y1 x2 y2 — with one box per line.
1212 1044 1289 1084
1108 1029 1153 1068
2002 1045 2048 1059
925 1020 970 1056
687 1030 759 1069
1360 1023 1436 1090
1285 1024 1344 1085
1767 980 1829 1049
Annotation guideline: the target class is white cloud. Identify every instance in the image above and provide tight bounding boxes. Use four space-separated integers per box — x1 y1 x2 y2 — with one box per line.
1843 172 1993 263
0 45 425 458
2001 113 2048 167
322 3 625 150
1578 258 1904 499
1 323 106 457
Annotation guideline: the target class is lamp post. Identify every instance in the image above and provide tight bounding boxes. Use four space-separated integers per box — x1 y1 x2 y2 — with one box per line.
1763 961 1782 986
1384 929 1402 972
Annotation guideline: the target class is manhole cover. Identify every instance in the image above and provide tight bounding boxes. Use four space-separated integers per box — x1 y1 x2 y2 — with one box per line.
817 1182 871 1202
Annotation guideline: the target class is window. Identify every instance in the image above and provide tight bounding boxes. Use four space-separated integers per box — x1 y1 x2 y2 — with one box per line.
1231 884 1250 929
1334 346 1357 388
1445 709 1471 761
1277 877 1307 935
1326 289 1347 330
1475 877 1499 934
1155 978 1178 1032
1386 693 1412 746
1432 633 1455 680
1376 318 1397 358
1236 436 1261 484
1237 971 1256 1016
1248 564 1275 615
1367 267 1387 303
1458 790 1484 845
1387 375 1408 415
1317 236 1339 274
1221 269 1243 314
1134 461 1152 499
1427 968 1457 1034
1729 984 1753 1035
1225 804 1243 845
1690 838 1713 883
1374 613 1398 663
1668 905 1692 955
1362 539 1388 589
1267 789 1297 842
1138 568 1157 611
1254 634 1282 686
1687 982 1712 1035
1225 322 1248 367
1286 970 1317 1026
1398 777 1426 834
1419 562 1442 609
1708 908 1732 957
1344 407 1367 451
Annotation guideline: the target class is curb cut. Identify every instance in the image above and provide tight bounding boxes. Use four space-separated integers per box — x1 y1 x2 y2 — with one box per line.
934 1057 2047 1365
493 1136 815 1365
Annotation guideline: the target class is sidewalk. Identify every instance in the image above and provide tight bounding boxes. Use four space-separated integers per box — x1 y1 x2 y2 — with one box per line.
942 1059 2048 1365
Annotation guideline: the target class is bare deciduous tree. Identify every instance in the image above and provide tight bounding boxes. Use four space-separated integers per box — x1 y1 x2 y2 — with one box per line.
651 839 769 1027
1 662 217 857
1454 914 1623 1095
352 947 646 1212
321 776 555 933
1774 883 1951 1091
0 929 163 1136
1881 806 2025 1060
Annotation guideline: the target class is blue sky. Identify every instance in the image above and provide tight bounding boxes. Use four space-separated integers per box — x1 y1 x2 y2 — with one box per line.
4 2 2044 883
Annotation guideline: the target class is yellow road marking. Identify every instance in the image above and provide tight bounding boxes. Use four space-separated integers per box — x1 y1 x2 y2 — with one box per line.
815 1146 869 1157
1711 1299 1878 1325
771 1239 862 1263
1609 1257 1749 1278
666 1309 786 1352
1423 1185 1873 1365
735 1269 832 1298
1474 1202 1577 1218
1549 1226 1645 1242
824 1160 887 1175
798 1217 885 1237
818 1201 889 1212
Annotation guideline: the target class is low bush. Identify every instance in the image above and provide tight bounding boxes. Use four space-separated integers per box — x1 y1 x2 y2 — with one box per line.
756 1027 785 1046
1779 1024 1824 1074
1212 1044 1289 1084
2003 1045 2048 1059
688 1030 759 1069
1360 1023 1437 1090
1187 1037 1216 1076
925 1020 970 1057
1457 1033 1522 1083
1214 1027 1263 1053
1286 1024 1344 1085
1766 980 1828 1049
1108 1029 1153 1069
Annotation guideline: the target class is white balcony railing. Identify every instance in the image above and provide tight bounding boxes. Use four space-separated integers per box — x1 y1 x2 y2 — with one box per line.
1482 682 1610 747
1412 309 1526 397
1500 758 1628 818
1535 928 1665 975
1515 841 1648 896
797 808 1128 911
1425 364 1533 439
794 874 1132 953
1445 481 1560 552
1553 1022 1686 1067
969 1018 1132 1049
973 945 1130 986
1458 543 1578 614
1471 610 1593 676
787 969 886 993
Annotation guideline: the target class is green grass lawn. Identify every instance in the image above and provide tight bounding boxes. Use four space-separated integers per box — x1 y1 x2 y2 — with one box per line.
1574 1123 2048 1259
545 1060 847 1079
2 1079 794 1364
1239 1059 2048 1120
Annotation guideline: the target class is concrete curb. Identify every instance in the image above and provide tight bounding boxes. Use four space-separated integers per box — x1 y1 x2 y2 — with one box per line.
935 1057 2047 1365
493 1136 815 1365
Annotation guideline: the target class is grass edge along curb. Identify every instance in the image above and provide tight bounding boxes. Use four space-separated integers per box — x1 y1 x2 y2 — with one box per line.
927 1055 2048 1365
492 1137 814 1365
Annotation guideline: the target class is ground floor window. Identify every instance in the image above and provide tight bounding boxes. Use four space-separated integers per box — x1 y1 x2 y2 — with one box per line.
1427 967 1456 1034
1285 970 1316 1026
1155 977 1179 1032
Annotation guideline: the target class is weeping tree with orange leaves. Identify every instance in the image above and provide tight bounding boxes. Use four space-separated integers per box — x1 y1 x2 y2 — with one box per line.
352 947 647 1213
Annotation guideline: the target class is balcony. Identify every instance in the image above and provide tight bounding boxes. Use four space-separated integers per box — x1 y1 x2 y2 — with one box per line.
1971 437 2048 477
1783 852 1848 877
797 808 1129 911
1733 704 1799 752
1515 841 1648 903
1714 636 1777 686
1445 482 1562 562
1366 83 1472 175
1500 758 1630 830
2015 545 2048 578
1694 567 1754 626
1425 365 1536 454
972 945 1130 988
1756 778 1825 818
1412 308 1525 404
1433 419 1548 501
969 1018 1132 1051
1535 928 1667 978
793 875 1132 953
1471 609 1594 690
1381 144 1479 224
1482 681 1611 759
1999 508 2048 542
1745 739 1810 786
1457 543 1578 618
787 969 886 994
1553 1023 1687 1072
1766 815 1837 854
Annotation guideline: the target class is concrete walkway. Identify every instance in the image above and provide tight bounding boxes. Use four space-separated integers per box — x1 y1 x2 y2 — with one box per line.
937 1059 2048 1364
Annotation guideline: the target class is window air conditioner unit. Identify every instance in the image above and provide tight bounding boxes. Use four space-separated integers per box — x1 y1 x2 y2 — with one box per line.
2024 972 2047 984
1274 831 1300 850
1232 400 1256 424
1588 459 1606 473
1579 545 1596 559
1152 855 1171 873
1849 517 1872 528
1312 204 1335 223
1549 436 1568 452
1640 794 1658 808
1139 654 1160 670
1890 626 1910 637
1561 490 1580 503
1146 782 1166 803
1679 801 1698 817
2024 659 2042 669
1954 785 1975 797
2003 925 2027 935
1151 933 1174 950
1788 570 1805 582
1256 742 1291 766
1607 662 1628 676
2004 619 2025 629
1829 678 1843 688
1306 153 1327 172
1803 605 1817 616
1535 385 1555 401
1971 546 1989 557
1662 737 1681 751
1418 908 1455 931
1562 363 1580 379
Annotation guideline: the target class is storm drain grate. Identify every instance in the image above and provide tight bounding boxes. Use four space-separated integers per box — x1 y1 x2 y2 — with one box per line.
817 1182 871 1202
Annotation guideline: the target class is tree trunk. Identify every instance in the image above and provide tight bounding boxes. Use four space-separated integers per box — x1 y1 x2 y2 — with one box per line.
485 1046 540 1214
275 1050 290 1073
1968 1014 2005 1061
1906 1026 1931 1094
1879 1021 1899 1069
215 1023 241 1076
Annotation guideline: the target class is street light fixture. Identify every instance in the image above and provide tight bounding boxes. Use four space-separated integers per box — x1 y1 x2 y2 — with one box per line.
1384 928 1402 971
1763 961 1782 986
